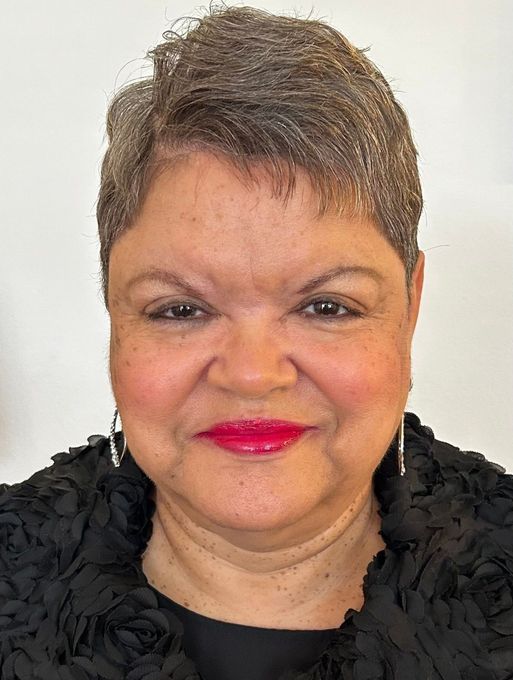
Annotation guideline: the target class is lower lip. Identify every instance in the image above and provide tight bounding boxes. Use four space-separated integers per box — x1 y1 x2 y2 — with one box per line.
196 430 309 455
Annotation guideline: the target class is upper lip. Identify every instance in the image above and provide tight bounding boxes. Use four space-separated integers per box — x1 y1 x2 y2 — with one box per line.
196 419 314 435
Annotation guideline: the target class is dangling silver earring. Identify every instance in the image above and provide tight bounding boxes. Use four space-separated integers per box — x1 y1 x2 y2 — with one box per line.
398 413 405 476
109 408 127 467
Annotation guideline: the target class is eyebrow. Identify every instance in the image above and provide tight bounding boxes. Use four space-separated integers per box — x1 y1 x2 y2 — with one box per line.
127 264 384 297
297 265 384 294
127 269 204 297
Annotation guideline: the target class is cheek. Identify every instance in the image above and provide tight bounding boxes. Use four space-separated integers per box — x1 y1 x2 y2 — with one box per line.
110 336 195 417
308 335 406 412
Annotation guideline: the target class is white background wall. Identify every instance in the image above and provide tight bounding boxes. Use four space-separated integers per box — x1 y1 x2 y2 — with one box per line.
1 0 512 484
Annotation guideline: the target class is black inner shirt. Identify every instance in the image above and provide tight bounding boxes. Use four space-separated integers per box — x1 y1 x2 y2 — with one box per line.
149 585 340 680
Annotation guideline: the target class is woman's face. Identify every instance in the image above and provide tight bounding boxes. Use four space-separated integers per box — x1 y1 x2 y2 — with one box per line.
108 151 423 545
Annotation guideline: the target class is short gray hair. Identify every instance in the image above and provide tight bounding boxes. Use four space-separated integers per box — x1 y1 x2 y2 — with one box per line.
97 5 422 303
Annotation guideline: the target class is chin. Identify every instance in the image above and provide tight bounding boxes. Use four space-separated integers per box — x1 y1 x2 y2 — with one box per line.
184 491 314 541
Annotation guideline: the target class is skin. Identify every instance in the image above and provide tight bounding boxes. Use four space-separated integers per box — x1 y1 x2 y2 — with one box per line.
108 150 424 629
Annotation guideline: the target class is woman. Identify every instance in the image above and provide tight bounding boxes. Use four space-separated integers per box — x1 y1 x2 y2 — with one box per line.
1 6 512 680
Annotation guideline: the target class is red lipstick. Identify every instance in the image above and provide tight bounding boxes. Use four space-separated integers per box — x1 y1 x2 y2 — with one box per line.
195 419 314 455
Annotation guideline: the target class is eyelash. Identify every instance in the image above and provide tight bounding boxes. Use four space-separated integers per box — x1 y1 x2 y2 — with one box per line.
147 297 363 324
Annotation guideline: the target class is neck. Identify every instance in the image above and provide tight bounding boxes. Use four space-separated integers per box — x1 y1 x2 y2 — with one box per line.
141 484 385 630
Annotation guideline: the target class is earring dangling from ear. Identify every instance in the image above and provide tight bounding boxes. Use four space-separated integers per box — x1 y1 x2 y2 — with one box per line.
398 413 405 476
109 408 127 468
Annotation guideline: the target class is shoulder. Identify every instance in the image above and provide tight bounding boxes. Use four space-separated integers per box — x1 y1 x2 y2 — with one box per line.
0 433 154 572
404 412 513 553
404 411 511 501
0 436 111 576
382 413 512 529
0 437 108 650
0 438 167 674
0 434 111 508
402 414 513 677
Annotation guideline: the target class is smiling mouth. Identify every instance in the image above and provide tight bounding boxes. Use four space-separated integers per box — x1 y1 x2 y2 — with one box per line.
195 419 315 455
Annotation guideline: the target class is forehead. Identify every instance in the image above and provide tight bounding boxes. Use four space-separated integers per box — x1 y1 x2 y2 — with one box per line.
109 151 404 295
146 150 320 228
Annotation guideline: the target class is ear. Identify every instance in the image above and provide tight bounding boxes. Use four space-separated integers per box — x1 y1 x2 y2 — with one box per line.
407 251 425 334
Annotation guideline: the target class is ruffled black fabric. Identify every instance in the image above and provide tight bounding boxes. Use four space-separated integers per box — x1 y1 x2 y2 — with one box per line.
1 413 512 679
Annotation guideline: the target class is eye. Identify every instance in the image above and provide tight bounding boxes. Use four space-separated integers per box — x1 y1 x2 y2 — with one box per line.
300 298 360 320
147 302 207 322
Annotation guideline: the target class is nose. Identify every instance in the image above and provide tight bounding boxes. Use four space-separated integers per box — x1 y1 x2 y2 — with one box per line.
207 320 298 398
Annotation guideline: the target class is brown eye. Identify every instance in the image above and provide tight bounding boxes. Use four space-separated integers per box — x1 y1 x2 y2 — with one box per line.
168 305 198 318
302 299 352 318
148 303 207 322
312 301 344 316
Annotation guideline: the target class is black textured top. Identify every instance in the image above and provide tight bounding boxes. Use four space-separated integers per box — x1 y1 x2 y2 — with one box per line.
1 413 512 679
149 587 339 680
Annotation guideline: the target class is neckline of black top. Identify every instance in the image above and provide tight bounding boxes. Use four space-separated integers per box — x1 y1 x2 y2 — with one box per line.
148 583 340 680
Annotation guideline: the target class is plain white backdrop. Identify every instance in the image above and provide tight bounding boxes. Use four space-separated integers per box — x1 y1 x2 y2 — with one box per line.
1 0 512 484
